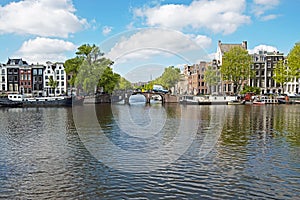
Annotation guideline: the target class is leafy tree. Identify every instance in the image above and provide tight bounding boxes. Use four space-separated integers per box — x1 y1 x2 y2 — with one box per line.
117 77 133 90
64 44 97 86
154 66 180 89
75 45 114 94
220 46 253 94
204 65 220 94
98 67 120 94
240 85 261 95
273 60 290 93
48 76 58 95
64 57 83 86
287 43 300 89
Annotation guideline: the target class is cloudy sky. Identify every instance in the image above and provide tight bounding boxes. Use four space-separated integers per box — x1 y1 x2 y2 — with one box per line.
0 0 299 82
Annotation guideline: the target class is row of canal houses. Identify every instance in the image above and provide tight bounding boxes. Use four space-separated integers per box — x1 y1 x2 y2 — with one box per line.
176 40 299 96
0 58 73 96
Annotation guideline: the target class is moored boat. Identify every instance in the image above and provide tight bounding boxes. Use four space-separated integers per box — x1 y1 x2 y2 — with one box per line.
253 100 265 105
0 97 23 107
228 100 245 105
6 94 82 107
179 95 199 105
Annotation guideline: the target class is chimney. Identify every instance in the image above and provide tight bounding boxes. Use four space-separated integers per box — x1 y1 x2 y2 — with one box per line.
242 41 247 50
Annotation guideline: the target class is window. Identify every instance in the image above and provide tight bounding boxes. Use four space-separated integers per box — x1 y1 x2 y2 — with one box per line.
1 69 5 74
61 75 64 80
2 76 4 82
38 69 43 75
56 70 59 74
61 70 64 74
61 82 64 86
33 69 37 75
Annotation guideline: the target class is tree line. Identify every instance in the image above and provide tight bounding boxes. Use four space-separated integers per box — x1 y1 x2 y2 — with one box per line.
65 43 300 96
64 44 181 95
205 43 300 95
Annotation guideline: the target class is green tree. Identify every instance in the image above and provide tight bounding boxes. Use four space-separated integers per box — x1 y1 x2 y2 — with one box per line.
154 66 181 89
204 65 220 94
287 43 300 90
221 46 253 94
117 77 133 90
240 85 261 95
48 76 58 95
75 45 114 94
64 44 97 86
273 60 290 93
98 67 120 94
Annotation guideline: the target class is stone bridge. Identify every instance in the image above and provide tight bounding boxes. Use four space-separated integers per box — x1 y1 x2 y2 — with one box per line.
112 91 179 104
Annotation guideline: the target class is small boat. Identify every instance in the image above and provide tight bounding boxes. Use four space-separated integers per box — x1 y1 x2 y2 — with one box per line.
253 100 265 105
228 100 245 105
294 100 300 104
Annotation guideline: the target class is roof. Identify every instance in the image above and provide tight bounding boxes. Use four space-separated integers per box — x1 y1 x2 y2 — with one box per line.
6 58 28 66
218 40 247 54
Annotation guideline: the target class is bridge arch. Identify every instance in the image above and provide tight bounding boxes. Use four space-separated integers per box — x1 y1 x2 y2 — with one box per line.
129 91 165 104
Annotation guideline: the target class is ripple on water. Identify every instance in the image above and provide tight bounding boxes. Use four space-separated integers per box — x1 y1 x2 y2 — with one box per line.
0 105 300 199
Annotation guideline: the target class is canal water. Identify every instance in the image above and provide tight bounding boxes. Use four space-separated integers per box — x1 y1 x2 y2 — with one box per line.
0 102 299 199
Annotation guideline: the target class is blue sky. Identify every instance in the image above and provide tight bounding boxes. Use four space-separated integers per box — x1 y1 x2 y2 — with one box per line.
0 0 299 82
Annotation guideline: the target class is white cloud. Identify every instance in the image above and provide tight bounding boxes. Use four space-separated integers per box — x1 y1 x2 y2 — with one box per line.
15 37 77 64
260 14 278 21
0 0 88 38
134 0 250 34
102 26 113 36
252 0 280 20
189 34 212 49
248 44 278 54
254 0 280 5
106 28 211 63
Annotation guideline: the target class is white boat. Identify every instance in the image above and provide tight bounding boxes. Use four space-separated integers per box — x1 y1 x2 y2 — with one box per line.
180 95 238 105
7 94 75 106
259 96 279 104
179 95 199 105
197 95 237 105
228 100 245 105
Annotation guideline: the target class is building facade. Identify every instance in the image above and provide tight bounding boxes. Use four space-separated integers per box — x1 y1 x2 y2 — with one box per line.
19 65 32 94
250 51 284 94
32 64 44 96
215 40 248 95
0 59 70 96
44 62 67 96
6 58 29 93
0 64 5 92
183 62 209 95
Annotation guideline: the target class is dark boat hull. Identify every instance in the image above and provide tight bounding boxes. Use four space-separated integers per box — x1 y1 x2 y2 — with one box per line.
0 99 23 107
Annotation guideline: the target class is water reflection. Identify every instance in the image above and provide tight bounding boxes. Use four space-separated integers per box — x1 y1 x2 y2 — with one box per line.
0 105 299 199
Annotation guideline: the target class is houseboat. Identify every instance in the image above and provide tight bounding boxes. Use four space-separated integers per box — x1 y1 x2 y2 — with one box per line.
1 94 83 107
180 95 238 105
